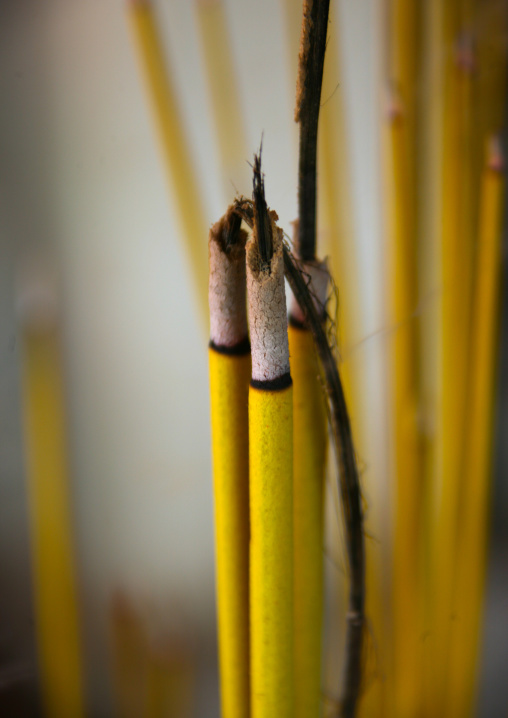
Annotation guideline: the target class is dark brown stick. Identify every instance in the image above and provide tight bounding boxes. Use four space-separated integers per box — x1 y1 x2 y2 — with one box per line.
295 0 331 261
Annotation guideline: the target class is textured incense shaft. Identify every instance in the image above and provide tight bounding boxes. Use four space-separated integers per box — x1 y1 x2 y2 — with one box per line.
209 349 250 718
246 214 290 382
208 209 251 717
249 384 294 718
247 209 294 716
209 213 248 348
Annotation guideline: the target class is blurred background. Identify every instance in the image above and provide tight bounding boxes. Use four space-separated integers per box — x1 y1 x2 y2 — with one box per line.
0 0 507 716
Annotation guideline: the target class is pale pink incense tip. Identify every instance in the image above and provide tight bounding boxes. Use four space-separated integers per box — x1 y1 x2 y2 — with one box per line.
487 135 505 173
455 32 475 73
208 215 248 348
247 217 290 382
289 259 329 324
386 84 404 122
289 219 329 324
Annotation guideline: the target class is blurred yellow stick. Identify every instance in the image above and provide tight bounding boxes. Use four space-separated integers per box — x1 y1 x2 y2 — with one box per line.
195 0 249 199
288 259 328 717
385 98 424 718
431 4 475 709
446 138 505 718
127 0 209 322
21 323 84 718
289 324 325 718
385 2 423 713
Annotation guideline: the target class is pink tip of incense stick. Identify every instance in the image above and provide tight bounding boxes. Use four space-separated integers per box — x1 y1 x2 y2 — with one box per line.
487 135 505 173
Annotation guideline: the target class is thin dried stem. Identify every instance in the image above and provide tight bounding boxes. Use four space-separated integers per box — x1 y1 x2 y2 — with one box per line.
295 0 331 261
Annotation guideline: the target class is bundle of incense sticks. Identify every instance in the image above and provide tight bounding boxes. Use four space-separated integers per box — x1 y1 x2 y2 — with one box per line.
13 0 504 715
12 0 507 715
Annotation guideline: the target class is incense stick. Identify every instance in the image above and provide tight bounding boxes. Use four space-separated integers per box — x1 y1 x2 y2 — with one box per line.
235 196 365 717
384 82 424 716
247 159 294 718
195 0 249 200
446 137 505 718
288 223 329 718
127 0 209 323
208 207 251 718
20 300 84 718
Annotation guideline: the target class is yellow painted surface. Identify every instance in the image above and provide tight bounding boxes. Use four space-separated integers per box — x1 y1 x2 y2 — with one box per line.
446 155 505 718
288 325 327 718
209 348 251 718
21 329 84 718
431 4 474 710
385 103 423 716
127 0 208 322
249 383 294 718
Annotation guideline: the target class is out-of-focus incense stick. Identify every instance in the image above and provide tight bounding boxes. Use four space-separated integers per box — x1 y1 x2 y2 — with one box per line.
127 0 209 322
288 224 329 718
208 208 251 718
20 300 84 718
283 238 364 718
195 0 249 200
446 137 505 718
385 90 424 718
385 1 423 708
247 159 294 718
430 4 476 710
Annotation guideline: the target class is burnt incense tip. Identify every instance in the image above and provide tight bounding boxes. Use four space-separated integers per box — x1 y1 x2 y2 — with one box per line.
222 207 243 251
209 207 249 348
252 153 273 268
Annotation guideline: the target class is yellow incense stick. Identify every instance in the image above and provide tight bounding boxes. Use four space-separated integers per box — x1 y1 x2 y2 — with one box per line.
249 384 293 717
195 0 249 199
208 210 250 717
446 138 505 718
288 319 327 718
247 169 294 717
127 0 209 321
21 326 84 718
386 6 423 718
209 348 250 717
417 0 445 711
430 3 474 709
385 101 424 717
